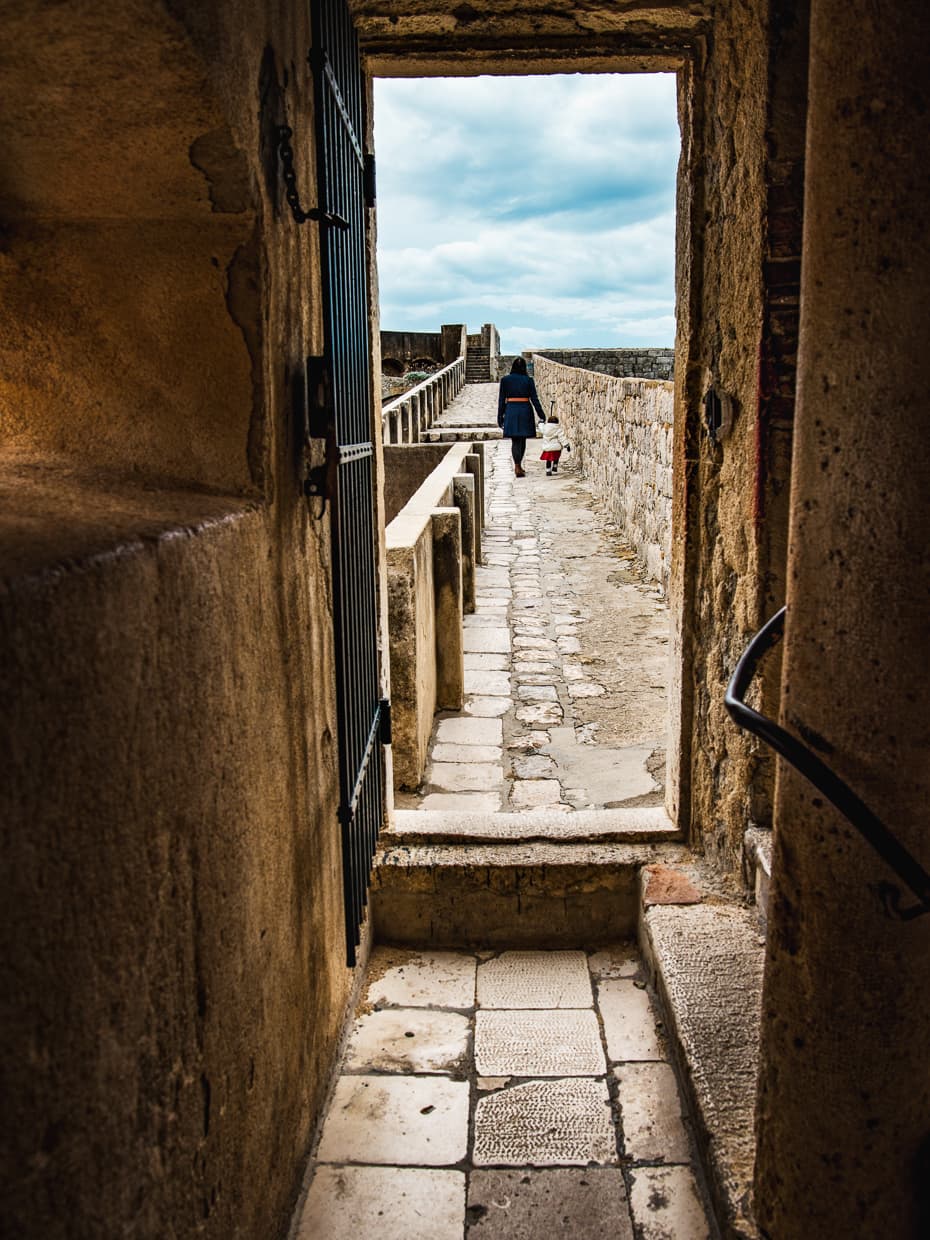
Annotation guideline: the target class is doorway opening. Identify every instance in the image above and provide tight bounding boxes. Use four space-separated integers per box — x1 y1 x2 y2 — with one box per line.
372 72 683 819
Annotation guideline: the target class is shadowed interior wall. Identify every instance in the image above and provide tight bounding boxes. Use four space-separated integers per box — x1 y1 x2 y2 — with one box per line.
670 0 807 869
0 3 370 1237
755 0 930 1232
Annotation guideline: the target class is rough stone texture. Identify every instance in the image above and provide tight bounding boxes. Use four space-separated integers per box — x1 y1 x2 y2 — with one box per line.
0 10 372 1237
665 0 797 871
373 843 689 948
755 4 930 1237
298 1166 465 1240
466 1169 633 1238
533 348 675 381
351 1 712 76
641 902 763 1239
315 1075 470 1165
477 950 592 1009
473 1079 616 1167
475 1009 604 1077
532 359 673 592
643 864 703 906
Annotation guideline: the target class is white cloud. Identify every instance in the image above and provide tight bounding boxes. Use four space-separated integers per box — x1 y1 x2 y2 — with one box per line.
373 73 678 356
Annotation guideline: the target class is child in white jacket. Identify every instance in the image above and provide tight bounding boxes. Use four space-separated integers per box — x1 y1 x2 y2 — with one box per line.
539 413 571 475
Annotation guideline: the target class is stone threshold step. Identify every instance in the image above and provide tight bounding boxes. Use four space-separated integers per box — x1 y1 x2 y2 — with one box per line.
389 806 680 845
424 428 502 441
372 840 688 949
638 866 764 1240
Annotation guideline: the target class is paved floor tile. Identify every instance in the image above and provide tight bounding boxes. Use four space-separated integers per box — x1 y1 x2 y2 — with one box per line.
463 628 511 653
297 1166 465 1240
473 1078 616 1166
628 1165 711 1239
435 717 503 746
464 670 512 696
477 950 593 1008
515 703 563 725
465 695 511 717
429 761 503 792
464 653 510 671
511 754 556 778
366 949 476 1009
345 1009 470 1074
588 946 640 979
511 778 563 807
475 1009 605 1076
517 684 559 701
598 979 664 1061
466 1169 633 1239
316 1075 469 1165
420 792 502 812
464 614 511 628
432 742 502 764
614 1062 692 1161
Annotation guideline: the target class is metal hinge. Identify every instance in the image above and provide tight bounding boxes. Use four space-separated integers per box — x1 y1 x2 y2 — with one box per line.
364 152 376 209
379 697 392 745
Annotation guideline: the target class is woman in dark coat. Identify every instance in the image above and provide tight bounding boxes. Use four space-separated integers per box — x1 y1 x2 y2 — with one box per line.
497 356 546 476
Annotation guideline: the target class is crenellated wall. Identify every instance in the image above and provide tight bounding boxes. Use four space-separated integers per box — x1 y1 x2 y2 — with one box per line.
532 357 674 593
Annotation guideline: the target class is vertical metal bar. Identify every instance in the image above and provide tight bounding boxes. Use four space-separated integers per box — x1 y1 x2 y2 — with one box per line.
312 0 383 967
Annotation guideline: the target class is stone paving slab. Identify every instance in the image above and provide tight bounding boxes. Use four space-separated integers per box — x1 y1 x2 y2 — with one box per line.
463 628 511 653
477 950 592 1008
597 978 665 1062
431 743 502 764
316 1075 469 1165
345 1009 470 1075
466 1169 634 1239
419 792 502 812
473 1078 616 1166
628 1165 712 1240
463 670 512 695
434 717 503 746
614 1061 692 1161
475 1009 604 1076
464 695 511 717
428 761 503 792
366 948 476 1009
297 1166 465 1240
388 808 677 843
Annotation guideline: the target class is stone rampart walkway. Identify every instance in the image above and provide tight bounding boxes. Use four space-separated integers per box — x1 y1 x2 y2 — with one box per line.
397 382 670 814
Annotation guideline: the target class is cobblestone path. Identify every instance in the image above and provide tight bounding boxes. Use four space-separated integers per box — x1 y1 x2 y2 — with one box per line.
396 382 670 814
294 947 712 1239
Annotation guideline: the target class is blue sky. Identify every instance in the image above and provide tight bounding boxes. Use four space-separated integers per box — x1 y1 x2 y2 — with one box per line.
373 73 679 356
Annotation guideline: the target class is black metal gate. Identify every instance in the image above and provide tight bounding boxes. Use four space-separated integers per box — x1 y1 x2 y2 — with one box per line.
310 0 386 966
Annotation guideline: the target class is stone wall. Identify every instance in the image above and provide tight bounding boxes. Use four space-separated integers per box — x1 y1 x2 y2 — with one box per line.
531 348 675 381
532 356 674 592
386 442 484 788
0 5 370 1238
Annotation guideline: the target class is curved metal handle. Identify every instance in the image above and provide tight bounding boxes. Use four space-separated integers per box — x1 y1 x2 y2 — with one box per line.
725 607 930 921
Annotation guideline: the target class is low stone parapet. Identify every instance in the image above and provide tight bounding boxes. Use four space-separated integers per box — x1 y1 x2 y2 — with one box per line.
382 357 466 444
532 355 674 593
385 441 485 789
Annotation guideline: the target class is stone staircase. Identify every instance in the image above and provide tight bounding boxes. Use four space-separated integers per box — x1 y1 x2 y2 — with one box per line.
465 343 492 382
371 807 765 1239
